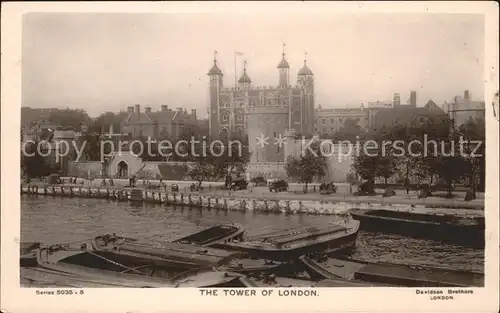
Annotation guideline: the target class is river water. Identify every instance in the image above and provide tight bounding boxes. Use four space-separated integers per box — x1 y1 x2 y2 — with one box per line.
21 195 484 272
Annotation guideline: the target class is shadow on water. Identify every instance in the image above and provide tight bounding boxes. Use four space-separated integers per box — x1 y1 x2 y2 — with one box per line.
21 195 484 272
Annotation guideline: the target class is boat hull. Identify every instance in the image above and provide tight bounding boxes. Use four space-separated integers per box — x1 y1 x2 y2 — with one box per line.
32 247 249 288
298 255 484 287
174 223 245 246
350 210 485 248
212 221 359 262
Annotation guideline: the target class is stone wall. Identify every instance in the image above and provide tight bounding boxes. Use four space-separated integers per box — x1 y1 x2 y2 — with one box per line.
68 161 103 178
148 161 194 180
246 162 287 180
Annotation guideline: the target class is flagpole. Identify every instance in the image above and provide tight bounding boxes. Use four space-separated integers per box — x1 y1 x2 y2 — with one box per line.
234 50 237 87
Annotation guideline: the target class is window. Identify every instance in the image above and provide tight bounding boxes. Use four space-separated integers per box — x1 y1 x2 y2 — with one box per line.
221 113 229 122
330 119 334 124
322 119 325 124
236 114 243 121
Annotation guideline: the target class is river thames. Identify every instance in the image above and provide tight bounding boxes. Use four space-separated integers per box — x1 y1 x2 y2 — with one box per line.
20 195 484 272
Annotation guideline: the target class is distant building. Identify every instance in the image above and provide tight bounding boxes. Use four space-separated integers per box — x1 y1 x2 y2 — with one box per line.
365 100 392 128
120 104 199 139
445 90 485 127
393 93 401 106
409 90 417 107
371 99 448 131
314 105 368 135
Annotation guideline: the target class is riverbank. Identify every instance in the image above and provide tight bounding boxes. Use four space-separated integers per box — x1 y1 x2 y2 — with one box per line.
24 177 485 211
21 184 484 217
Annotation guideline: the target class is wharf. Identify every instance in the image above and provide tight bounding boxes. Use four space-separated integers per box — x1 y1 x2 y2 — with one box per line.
21 184 484 218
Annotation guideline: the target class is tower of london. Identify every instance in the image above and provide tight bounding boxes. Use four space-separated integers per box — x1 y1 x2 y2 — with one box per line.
207 46 315 146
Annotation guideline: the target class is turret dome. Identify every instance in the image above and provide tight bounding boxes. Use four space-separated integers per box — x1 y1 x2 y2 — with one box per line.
238 71 252 84
298 61 313 76
207 60 223 76
277 56 290 69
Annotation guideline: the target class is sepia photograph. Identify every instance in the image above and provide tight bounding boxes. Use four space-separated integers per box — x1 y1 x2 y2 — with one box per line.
2 1 499 313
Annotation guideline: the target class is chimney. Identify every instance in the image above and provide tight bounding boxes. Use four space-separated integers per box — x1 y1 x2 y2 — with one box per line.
109 124 113 135
161 105 168 112
127 106 134 113
135 104 140 114
409 91 417 107
464 90 470 100
191 109 197 120
393 93 401 106
145 106 152 113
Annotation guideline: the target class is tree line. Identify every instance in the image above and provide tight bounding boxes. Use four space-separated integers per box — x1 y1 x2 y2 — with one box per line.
284 116 485 197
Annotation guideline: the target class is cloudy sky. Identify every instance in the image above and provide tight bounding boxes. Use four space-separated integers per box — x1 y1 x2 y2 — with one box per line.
22 13 484 117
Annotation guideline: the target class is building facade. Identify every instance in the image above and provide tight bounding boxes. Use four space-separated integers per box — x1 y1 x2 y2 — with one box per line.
445 90 486 127
120 104 199 139
207 48 315 142
370 100 448 131
314 106 369 135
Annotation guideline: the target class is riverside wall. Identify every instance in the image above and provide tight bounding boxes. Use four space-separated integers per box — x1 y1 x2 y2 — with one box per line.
21 185 484 216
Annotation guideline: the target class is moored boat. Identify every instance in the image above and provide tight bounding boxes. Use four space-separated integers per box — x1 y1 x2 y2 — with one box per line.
212 217 360 261
298 255 484 287
31 243 248 288
174 223 245 246
91 233 240 271
348 208 485 248
20 242 41 267
238 273 378 287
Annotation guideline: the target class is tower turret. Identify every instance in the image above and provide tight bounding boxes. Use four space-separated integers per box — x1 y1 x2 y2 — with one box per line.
277 43 290 87
238 60 252 90
297 52 314 88
297 52 315 137
207 51 223 139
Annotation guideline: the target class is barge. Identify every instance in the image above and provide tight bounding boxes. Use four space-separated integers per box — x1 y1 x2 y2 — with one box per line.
173 223 245 246
31 244 246 287
348 209 485 248
298 255 484 287
212 217 360 261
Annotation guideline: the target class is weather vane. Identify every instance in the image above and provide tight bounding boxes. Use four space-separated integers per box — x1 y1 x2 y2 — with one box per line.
213 50 218 62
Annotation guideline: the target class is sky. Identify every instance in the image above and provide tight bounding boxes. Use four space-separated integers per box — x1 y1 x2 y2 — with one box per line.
22 13 485 118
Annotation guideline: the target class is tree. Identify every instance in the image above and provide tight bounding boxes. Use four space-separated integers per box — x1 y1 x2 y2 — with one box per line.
187 162 218 188
332 118 364 142
434 154 469 198
21 141 52 178
458 118 485 195
377 156 397 188
285 140 327 193
91 111 127 134
78 133 102 161
46 109 92 131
